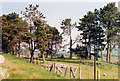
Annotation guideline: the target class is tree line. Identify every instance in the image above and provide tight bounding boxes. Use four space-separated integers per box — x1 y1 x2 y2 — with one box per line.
1 3 120 63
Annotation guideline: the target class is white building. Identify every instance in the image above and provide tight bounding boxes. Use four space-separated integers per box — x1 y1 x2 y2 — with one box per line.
118 1 120 12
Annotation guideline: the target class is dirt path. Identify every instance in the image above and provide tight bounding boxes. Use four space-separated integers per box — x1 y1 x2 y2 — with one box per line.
3 60 18 68
1 56 18 79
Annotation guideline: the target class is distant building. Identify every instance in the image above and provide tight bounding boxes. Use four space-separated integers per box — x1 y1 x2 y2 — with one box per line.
26 55 39 58
118 1 120 12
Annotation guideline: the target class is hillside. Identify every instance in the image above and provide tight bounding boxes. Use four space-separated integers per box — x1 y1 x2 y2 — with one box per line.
1 54 68 79
1 54 119 80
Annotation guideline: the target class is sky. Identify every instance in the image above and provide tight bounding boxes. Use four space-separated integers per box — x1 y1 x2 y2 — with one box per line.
0 0 119 50
0 0 119 2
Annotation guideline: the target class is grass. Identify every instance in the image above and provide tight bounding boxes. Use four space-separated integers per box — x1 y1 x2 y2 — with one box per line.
1 54 69 79
47 60 118 79
1 54 119 79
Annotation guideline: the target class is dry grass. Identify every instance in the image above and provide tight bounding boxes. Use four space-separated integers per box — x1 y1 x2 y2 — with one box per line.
1 69 9 79
2 54 119 79
2 54 66 79
11 67 17 71
29 73 38 79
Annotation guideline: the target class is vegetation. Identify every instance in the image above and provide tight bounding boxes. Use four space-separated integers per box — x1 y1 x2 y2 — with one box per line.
2 3 119 62
46 26 62 58
1 54 118 79
1 3 120 79
1 54 67 79
61 18 76 59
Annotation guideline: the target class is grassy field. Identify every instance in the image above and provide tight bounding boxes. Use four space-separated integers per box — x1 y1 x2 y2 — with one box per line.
46 59 118 79
1 54 69 79
1 54 119 79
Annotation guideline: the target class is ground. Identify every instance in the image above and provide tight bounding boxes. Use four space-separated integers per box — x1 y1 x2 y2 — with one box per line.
1 54 119 79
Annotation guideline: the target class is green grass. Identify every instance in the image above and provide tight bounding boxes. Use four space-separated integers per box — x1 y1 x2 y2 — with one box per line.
1 54 69 79
1 54 119 79
46 60 118 79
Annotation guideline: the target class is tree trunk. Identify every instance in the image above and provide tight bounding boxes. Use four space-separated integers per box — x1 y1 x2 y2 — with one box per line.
94 56 96 80
51 41 53 59
69 25 72 59
106 42 110 62
70 39 72 59
109 41 112 62
30 50 34 63
51 54 53 59
89 47 91 59
12 48 15 55
10 49 12 55
42 52 46 63
101 48 103 61
40 55 43 58
88 36 91 59
46 53 48 58
94 44 96 80
18 41 21 58
96 51 99 61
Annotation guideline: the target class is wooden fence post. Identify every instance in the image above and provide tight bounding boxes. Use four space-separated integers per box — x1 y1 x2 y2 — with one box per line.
57 67 64 74
48 65 49 71
53 62 54 71
38 58 40 65
50 63 54 71
34 58 36 64
71 68 75 78
97 70 100 81
79 66 81 79
64 67 68 76
73 67 78 78
56 66 59 74
54 63 56 72
70 66 72 78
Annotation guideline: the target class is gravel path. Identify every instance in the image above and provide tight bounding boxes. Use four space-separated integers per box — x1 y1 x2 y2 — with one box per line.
0 55 9 79
0 55 5 64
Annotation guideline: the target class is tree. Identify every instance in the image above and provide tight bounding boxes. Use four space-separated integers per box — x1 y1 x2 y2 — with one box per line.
21 4 45 63
61 18 76 58
1 16 9 53
34 19 52 63
77 9 105 79
72 44 88 59
2 12 27 56
99 3 118 62
46 26 62 58
77 11 97 59
13 19 28 58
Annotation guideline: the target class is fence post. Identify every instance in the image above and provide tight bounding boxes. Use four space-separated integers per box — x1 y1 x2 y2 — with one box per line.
38 58 40 65
97 70 100 81
70 66 72 78
64 67 68 76
34 58 36 64
56 66 59 74
54 63 56 72
50 63 54 71
79 66 81 79
48 64 49 71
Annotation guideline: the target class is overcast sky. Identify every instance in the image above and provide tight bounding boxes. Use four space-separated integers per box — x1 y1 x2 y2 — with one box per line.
0 0 119 50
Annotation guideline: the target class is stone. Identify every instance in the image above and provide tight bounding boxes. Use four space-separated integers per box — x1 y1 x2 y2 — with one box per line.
103 73 106 76
0 55 5 64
